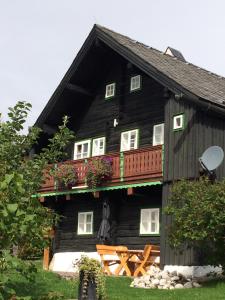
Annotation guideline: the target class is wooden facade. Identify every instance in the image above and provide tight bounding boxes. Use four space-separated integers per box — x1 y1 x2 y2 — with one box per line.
35 25 225 268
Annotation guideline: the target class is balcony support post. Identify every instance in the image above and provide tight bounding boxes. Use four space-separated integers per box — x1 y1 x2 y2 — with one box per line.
120 152 124 182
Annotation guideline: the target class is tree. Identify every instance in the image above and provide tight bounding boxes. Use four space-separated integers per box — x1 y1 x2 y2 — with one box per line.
165 177 225 272
0 101 74 298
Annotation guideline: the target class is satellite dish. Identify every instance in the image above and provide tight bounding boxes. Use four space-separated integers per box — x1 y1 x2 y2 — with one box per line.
199 146 224 172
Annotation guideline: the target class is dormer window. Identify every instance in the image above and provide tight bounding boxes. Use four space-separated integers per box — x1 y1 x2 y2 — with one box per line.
130 75 141 92
105 83 116 99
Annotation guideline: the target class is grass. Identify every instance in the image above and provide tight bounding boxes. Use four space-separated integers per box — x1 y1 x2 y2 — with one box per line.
106 276 225 300
3 264 225 300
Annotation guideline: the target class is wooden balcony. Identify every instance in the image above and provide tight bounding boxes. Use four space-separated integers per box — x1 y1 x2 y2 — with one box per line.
39 145 162 193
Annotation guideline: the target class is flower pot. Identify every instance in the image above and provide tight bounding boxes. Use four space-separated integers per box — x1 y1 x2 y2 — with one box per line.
78 271 97 300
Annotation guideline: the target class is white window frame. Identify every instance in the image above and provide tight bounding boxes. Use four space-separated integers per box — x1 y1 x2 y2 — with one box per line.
77 211 93 235
173 114 184 130
92 137 106 157
120 129 138 152
130 75 141 91
153 123 164 146
105 83 116 99
74 139 91 160
140 208 160 235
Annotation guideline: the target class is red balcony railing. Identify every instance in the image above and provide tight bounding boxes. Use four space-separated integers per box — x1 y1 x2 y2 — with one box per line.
39 145 162 193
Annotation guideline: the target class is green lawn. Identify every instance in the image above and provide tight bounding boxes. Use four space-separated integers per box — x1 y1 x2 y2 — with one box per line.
4 266 225 300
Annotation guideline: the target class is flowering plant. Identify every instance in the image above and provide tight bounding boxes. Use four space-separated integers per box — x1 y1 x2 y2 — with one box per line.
49 163 78 189
85 157 113 189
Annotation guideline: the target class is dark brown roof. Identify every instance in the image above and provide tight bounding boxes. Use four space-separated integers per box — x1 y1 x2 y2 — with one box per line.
97 25 225 107
35 24 225 127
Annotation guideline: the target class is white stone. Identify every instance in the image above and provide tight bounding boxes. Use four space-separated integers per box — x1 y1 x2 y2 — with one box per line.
155 273 162 280
175 284 184 289
152 279 160 286
143 275 150 281
162 285 169 289
158 286 163 289
169 286 175 290
159 279 167 286
170 270 177 277
171 276 180 282
184 282 193 288
193 282 201 288
161 271 170 280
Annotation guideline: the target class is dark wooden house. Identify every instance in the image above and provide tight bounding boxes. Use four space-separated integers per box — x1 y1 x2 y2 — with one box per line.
34 25 225 273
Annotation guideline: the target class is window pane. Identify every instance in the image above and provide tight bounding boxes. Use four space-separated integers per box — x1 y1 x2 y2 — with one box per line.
141 222 149 233
86 223 92 233
140 208 159 234
131 75 141 91
78 213 85 223
151 222 156 232
151 211 156 221
141 210 149 221
121 133 129 151
176 118 181 127
86 213 92 223
153 124 164 146
78 223 85 234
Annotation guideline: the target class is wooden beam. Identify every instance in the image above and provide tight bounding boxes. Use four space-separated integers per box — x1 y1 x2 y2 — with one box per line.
66 83 93 97
66 194 71 201
43 247 50 270
127 187 134 195
93 191 100 198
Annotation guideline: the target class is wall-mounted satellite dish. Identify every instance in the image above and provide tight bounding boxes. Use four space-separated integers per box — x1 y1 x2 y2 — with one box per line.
199 146 224 175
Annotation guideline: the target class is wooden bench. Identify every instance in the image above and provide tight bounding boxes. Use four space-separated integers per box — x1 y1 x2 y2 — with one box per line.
96 244 128 275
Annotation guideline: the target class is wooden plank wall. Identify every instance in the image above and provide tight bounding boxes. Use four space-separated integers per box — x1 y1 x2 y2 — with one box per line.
73 55 165 156
52 186 162 253
161 95 225 266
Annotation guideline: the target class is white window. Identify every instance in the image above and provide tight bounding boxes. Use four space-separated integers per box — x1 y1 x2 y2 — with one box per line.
74 140 91 160
140 208 160 235
130 75 141 91
153 123 164 146
92 137 106 156
173 114 184 130
105 83 116 99
120 129 138 151
77 211 93 235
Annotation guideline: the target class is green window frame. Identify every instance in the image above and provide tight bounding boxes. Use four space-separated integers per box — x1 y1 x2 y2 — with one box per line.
173 113 184 131
139 208 160 235
77 211 93 235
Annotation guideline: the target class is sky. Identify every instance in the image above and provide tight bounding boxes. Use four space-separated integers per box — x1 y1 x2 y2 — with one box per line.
1 0 225 128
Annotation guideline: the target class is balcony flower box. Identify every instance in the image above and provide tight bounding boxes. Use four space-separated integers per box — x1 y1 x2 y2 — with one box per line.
85 157 113 189
49 163 78 190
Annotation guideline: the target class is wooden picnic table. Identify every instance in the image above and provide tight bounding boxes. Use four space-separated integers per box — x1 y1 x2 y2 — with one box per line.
114 249 144 276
